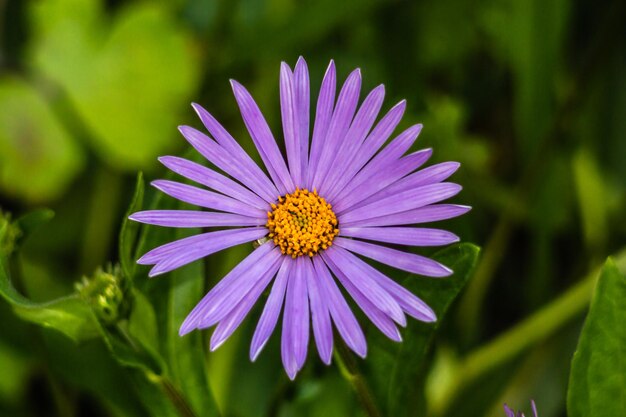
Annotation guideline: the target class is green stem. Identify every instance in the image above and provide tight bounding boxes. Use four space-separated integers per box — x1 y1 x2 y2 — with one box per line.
334 341 381 417
144 371 198 417
160 377 199 417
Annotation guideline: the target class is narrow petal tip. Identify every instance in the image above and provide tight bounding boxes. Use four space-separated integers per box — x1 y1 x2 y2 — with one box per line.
179 322 196 337
423 310 437 323
210 335 227 352
150 180 166 192
320 351 332 365
229 78 243 91
250 346 262 362
191 101 204 111
439 264 454 276
147 267 164 278
280 61 292 72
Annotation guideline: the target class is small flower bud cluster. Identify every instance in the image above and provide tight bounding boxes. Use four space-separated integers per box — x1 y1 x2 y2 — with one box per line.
76 266 125 325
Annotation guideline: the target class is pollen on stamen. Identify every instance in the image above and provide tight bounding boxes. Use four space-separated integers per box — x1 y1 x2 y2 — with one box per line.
266 188 339 258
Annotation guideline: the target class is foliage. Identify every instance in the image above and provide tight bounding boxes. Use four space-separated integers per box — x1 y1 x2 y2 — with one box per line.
0 0 625 416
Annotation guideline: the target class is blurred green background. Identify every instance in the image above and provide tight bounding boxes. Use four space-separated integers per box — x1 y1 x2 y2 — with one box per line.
0 0 625 416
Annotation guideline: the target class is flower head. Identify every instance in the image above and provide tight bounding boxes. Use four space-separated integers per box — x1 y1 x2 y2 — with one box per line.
130 57 469 379
504 400 538 417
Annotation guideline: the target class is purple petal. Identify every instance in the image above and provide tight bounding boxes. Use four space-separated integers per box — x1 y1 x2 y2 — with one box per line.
330 260 402 341
343 204 471 228
332 149 432 212
250 258 291 361
339 249 436 322
293 257 310 370
304 256 333 364
310 68 362 191
294 57 310 185
355 161 461 210
152 180 267 218
210 263 278 351
191 104 279 199
179 243 280 335
280 62 303 186
281 257 309 379
196 251 282 330
503 405 516 417
138 226 266 265
312 256 367 357
531 400 538 417
334 125 423 204
307 60 336 188
230 80 295 194
339 227 460 246
325 100 407 199
142 228 268 277
318 84 385 194
334 237 452 277
129 210 265 228
178 125 278 203
159 156 268 210
322 246 406 326
338 183 462 224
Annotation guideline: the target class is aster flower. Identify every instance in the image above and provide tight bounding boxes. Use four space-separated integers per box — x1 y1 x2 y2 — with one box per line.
130 57 469 379
504 400 538 417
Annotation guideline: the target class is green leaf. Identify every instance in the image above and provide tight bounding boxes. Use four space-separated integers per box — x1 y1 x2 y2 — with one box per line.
567 258 626 417
0 76 84 202
366 243 480 417
128 288 159 357
29 0 200 170
120 173 145 281
0 220 100 341
0 262 100 342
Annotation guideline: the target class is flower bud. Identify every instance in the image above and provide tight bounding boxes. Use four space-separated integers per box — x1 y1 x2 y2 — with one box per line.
76 266 126 325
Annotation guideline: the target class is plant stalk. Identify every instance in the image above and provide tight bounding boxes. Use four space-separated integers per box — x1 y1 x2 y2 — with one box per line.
334 341 381 417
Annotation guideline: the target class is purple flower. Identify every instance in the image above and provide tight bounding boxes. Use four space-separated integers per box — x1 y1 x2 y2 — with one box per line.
130 57 469 379
504 400 538 417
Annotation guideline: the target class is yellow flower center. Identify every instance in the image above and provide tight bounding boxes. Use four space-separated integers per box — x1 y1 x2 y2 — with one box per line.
266 188 339 258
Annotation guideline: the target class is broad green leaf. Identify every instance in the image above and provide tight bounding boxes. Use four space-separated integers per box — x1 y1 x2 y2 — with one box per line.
567 258 626 417
29 0 200 170
128 288 159 357
0 76 84 202
120 173 145 281
0 269 100 342
366 243 480 417
0 220 99 341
